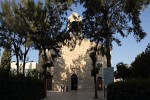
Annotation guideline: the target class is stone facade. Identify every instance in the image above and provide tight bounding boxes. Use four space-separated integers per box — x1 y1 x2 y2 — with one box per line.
48 39 107 91
38 12 107 91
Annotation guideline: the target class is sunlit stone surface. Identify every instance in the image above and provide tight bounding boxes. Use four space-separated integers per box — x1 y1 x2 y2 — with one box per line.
38 12 107 91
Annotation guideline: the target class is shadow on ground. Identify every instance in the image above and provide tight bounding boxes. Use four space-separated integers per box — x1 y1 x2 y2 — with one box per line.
42 90 105 100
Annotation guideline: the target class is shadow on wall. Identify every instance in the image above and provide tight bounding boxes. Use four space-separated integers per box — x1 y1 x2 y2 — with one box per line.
51 52 106 91
51 56 69 91
46 40 107 91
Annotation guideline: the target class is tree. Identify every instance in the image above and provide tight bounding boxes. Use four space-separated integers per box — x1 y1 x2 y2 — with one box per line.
80 0 147 69
0 10 11 72
131 43 150 78
0 48 11 72
0 0 32 75
116 62 129 81
17 0 70 97
78 0 147 97
86 43 103 98
1 0 71 97
26 69 38 78
89 46 99 98
125 0 150 15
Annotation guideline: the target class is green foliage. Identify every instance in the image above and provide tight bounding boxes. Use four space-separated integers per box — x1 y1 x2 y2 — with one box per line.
115 43 150 79
89 46 101 76
91 67 100 77
0 1 72 84
131 43 150 78
26 69 38 78
19 0 70 64
0 0 71 76
80 0 147 68
15 0 71 96
68 21 82 36
125 0 150 14
116 62 129 81
88 46 100 98
0 68 10 77
0 70 45 100
107 79 150 100
0 0 32 75
115 44 150 79
0 48 11 71
23 0 69 51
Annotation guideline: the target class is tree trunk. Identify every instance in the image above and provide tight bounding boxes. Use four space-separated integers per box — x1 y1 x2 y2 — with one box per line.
106 31 112 68
8 50 11 72
13 41 20 75
22 56 26 76
104 8 112 68
94 74 98 98
43 49 47 97
93 47 98 98
16 55 19 75
22 47 30 76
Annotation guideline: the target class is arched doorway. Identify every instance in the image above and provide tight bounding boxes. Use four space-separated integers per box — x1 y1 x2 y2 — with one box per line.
97 77 103 90
47 77 52 90
71 74 78 91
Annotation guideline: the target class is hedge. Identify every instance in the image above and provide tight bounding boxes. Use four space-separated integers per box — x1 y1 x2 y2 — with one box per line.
0 69 45 100
107 79 150 100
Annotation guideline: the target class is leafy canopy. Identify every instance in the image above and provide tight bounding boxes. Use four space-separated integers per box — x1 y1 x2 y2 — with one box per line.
131 43 150 78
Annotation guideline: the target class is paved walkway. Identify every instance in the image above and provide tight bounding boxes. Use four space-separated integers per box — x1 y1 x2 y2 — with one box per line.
42 90 106 100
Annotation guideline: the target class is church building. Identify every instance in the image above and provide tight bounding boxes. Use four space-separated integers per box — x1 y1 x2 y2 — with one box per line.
38 12 107 91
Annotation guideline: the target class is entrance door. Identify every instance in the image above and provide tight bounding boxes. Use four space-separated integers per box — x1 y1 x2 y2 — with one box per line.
71 74 78 91
97 77 103 90
47 77 52 90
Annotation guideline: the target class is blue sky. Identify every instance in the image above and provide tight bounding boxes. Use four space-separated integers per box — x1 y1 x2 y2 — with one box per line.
1 1 150 68
27 4 150 67
112 5 150 67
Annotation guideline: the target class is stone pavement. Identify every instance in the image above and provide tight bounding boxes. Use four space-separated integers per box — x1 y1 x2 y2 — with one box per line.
42 90 106 100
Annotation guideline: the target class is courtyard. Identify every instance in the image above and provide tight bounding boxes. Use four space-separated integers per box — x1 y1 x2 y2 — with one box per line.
42 90 105 100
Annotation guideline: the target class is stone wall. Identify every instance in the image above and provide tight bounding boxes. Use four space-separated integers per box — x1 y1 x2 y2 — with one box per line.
47 39 107 91
37 11 107 91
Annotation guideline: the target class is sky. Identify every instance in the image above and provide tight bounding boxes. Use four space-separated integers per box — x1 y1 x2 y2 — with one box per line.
27 3 150 67
112 5 150 67
0 1 150 68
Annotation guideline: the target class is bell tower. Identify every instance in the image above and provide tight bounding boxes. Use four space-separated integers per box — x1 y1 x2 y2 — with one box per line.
68 12 82 28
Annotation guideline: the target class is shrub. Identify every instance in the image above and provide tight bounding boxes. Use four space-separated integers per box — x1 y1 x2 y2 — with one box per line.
107 79 150 100
0 69 45 100
130 44 150 78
